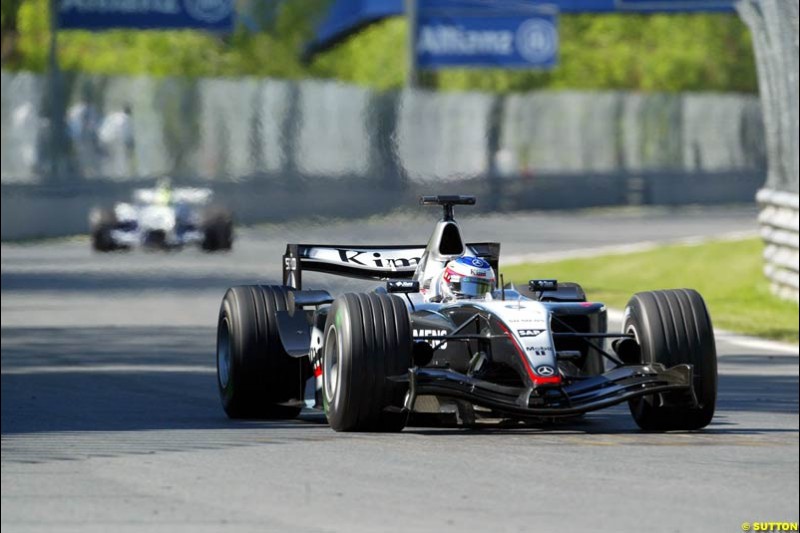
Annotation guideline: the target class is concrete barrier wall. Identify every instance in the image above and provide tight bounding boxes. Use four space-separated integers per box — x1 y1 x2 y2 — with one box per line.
2 71 766 186
1 70 768 240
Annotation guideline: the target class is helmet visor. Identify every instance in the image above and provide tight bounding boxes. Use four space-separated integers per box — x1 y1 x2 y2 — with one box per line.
452 276 493 298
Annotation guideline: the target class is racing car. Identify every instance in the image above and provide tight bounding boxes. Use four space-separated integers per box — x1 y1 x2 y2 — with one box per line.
215 195 717 432
89 179 233 252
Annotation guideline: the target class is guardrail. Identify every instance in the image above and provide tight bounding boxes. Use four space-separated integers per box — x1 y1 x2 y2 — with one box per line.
757 188 800 302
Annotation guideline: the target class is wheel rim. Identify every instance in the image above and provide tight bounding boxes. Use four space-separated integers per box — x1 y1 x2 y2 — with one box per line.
625 323 640 347
217 317 232 388
323 326 340 402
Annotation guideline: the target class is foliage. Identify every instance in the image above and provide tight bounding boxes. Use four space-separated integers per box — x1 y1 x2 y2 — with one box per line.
5 0 757 93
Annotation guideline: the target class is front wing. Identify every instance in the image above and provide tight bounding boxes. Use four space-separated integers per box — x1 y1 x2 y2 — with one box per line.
400 363 696 418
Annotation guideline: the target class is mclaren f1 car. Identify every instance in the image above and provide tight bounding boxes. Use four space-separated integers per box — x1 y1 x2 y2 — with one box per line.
215 195 717 432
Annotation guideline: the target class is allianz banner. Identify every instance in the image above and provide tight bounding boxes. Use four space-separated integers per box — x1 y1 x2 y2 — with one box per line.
416 11 558 69
57 0 235 31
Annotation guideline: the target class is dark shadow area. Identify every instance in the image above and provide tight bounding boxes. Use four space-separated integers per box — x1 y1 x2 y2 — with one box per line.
717 373 798 414
405 415 798 437
1 326 320 436
719 354 800 366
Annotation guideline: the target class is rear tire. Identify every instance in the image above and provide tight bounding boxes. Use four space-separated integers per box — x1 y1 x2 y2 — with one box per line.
322 293 412 432
202 207 233 252
89 208 117 252
624 289 717 431
217 285 303 419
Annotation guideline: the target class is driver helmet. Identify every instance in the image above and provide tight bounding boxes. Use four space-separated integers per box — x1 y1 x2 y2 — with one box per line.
440 256 496 300
155 177 173 206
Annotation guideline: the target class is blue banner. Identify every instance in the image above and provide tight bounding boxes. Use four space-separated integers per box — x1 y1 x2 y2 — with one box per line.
307 1 734 59
416 12 558 69
57 0 235 31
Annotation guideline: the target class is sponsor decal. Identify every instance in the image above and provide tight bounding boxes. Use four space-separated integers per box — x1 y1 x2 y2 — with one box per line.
337 249 421 268
518 329 543 337
303 247 423 271
183 0 232 24
525 345 551 356
418 25 514 57
61 0 181 15
413 328 448 350
536 365 556 377
415 12 558 70
183 0 233 23
529 279 558 291
417 19 556 62
58 0 234 30
516 18 558 64
387 279 420 293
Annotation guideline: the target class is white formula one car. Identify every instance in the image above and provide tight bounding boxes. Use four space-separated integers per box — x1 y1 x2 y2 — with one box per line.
89 182 233 252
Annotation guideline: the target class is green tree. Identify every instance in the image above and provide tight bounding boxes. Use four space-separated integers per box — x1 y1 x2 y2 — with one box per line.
310 14 757 93
4 0 757 94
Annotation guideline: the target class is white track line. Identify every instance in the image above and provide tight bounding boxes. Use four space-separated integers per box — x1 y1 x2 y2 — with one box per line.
503 230 758 265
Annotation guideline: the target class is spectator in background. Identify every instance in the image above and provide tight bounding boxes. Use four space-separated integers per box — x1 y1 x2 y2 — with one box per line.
66 99 102 178
9 102 44 178
98 104 136 179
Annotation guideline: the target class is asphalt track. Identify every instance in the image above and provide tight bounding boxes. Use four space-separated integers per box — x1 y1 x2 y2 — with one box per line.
2 205 798 533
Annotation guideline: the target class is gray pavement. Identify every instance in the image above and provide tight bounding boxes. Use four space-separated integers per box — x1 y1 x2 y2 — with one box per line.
2 205 798 533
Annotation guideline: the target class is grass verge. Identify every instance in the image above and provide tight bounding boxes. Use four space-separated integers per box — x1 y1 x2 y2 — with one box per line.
503 238 799 343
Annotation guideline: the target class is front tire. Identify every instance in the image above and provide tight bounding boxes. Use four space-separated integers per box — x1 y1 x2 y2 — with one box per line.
624 289 717 431
322 293 412 432
217 285 303 419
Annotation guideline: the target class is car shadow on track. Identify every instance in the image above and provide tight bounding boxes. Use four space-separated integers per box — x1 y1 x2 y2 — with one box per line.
2 326 797 438
1 325 320 436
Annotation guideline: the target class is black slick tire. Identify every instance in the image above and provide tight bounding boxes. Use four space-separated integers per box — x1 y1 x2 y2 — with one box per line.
202 207 233 252
624 289 717 431
89 208 117 252
322 293 412 432
217 285 303 419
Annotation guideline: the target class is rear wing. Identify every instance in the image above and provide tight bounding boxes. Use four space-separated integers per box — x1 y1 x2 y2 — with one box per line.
282 243 500 290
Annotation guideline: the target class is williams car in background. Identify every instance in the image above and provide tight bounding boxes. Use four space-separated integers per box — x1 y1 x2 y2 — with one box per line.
89 179 233 252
